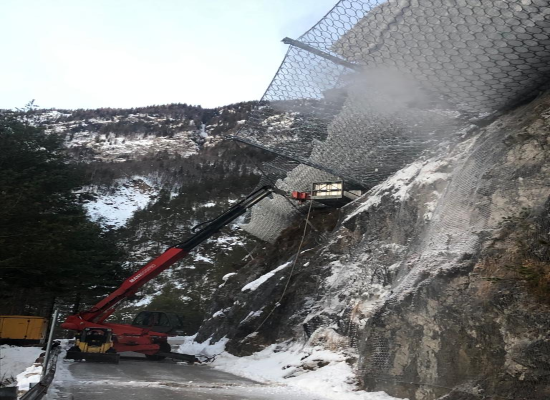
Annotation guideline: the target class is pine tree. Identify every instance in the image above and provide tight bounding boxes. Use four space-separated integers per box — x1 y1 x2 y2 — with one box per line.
0 114 124 315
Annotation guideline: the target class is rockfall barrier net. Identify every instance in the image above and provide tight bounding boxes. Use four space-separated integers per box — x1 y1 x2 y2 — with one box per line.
237 0 550 243
233 2 550 398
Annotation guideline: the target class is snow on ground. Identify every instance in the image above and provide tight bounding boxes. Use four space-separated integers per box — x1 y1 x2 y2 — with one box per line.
193 254 214 264
83 177 159 228
239 309 265 325
176 337 404 400
241 261 292 292
219 273 237 288
46 346 350 400
133 294 154 307
16 364 43 391
343 157 451 223
63 129 200 163
42 352 75 400
174 334 229 359
343 160 424 222
0 345 43 387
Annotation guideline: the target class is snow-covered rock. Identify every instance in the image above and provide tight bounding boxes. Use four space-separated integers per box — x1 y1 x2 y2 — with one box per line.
196 91 550 400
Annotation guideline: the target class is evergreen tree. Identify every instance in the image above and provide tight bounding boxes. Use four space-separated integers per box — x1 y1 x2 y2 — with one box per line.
0 114 124 315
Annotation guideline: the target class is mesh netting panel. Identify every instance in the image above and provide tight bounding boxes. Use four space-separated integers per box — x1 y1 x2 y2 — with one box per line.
354 123 550 398
238 46 347 163
234 1 550 396
309 0 550 113
243 156 338 243
238 0 550 242
301 105 550 398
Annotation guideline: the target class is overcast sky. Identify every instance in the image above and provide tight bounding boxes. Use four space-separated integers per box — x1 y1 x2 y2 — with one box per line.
0 0 337 110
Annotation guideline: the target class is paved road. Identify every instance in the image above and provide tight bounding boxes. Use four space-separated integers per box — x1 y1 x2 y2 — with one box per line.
46 353 328 400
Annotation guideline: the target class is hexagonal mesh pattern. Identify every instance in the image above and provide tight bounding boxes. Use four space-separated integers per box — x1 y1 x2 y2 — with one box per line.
327 0 550 113
237 0 550 242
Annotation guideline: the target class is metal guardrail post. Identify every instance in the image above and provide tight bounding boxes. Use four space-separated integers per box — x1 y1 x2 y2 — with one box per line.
41 309 59 380
20 348 60 400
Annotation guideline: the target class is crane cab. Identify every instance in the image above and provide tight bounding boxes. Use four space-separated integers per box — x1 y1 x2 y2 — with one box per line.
131 311 185 335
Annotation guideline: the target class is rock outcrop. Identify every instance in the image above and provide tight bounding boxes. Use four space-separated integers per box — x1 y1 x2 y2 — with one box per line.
198 90 550 399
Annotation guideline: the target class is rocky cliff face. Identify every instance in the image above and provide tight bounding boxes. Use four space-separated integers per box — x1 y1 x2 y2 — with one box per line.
197 91 550 399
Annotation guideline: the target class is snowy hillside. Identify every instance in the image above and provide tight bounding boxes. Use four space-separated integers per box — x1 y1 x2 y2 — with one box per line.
8 102 266 334
37 102 256 162
81 177 160 228
45 112 210 162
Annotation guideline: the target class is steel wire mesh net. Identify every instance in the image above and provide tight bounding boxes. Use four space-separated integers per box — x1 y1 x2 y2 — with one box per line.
236 1 550 397
300 106 550 399
352 127 550 399
238 0 550 243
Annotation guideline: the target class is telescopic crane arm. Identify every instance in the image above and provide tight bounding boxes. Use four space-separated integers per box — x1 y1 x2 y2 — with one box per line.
62 185 276 333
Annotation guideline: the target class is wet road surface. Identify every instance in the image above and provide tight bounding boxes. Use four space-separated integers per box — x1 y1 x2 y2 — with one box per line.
46 353 328 400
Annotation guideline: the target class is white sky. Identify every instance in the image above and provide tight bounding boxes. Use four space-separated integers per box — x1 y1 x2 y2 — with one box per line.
0 0 337 110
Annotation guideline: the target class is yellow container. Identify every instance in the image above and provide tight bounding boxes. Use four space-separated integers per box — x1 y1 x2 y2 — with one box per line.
0 315 48 344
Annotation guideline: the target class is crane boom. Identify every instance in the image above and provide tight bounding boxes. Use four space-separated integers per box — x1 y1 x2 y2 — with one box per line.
61 185 276 357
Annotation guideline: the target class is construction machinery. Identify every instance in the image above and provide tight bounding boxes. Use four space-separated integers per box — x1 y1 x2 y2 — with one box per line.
66 327 119 363
0 315 48 345
62 186 276 362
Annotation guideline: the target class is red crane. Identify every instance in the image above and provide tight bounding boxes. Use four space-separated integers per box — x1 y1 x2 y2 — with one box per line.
61 186 276 362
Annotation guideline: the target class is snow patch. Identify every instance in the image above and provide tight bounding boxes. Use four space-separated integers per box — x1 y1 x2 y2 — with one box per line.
219 272 237 288
16 364 42 391
134 294 154 307
0 345 43 387
175 335 229 360
222 272 237 281
241 261 292 292
177 340 403 400
345 158 451 222
239 309 264 324
193 254 213 264
83 176 158 228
